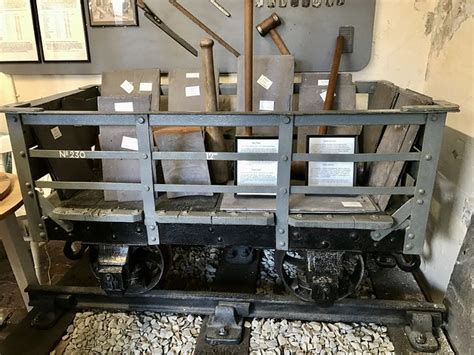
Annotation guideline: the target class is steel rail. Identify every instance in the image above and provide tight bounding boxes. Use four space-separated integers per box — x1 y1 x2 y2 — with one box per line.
27 286 445 326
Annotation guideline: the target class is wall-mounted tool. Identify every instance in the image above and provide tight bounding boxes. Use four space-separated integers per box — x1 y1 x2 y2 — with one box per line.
267 0 276 7
291 0 299 6
256 0 264 7
325 0 334 7
302 0 310 7
279 0 288 7
210 0 231 17
169 0 240 58
137 0 198 57
200 38 229 183
337 0 345 5
256 13 290 55
312 0 322 7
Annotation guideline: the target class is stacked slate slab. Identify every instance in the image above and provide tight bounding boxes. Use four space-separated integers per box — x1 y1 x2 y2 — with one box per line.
98 69 160 201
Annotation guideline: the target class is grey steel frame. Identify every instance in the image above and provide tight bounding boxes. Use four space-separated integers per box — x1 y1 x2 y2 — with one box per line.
2 83 459 254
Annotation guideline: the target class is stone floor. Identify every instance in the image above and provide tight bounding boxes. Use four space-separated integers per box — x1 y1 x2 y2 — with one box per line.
0 244 27 341
0 240 74 341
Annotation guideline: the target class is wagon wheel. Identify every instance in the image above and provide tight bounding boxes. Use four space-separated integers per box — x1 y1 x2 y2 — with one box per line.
90 246 171 295
275 250 365 304
125 246 168 295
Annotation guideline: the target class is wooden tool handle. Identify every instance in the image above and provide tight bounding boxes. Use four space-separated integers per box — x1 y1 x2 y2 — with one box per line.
200 39 229 184
319 35 345 135
200 38 218 111
244 0 253 136
270 29 290 55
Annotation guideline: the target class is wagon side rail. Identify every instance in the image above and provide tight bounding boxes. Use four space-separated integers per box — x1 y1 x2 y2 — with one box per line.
5 109 451 254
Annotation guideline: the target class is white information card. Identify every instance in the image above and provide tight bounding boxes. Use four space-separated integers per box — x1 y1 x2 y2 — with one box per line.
236 138 279 196
307 136 356 187
0 0 39 62
36 0 89 61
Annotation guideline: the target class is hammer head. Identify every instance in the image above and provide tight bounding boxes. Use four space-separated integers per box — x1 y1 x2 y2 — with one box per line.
256 13 282 36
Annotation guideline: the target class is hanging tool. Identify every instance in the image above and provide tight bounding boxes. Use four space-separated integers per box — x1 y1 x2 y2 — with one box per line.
267 0 276 7
256 0 264 7
312 0 322 7
137 0 198 57
169 0 240 58
290 0 299 6
210 0 231 17
200 39 229 183
256 13 290 55
302 0 310 6
336 0 345 5
325 0 334 6
319 35 345 135
244 0 253 135
279 0 288 7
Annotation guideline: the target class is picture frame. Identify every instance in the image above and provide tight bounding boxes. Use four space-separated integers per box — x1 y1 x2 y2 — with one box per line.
306 135 358 191
88 0 138 27
0 0 40 63
234 136 279 197
36 0 90 62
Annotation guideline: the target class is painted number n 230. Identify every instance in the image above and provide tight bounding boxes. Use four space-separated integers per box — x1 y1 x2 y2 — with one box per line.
58 150 86 159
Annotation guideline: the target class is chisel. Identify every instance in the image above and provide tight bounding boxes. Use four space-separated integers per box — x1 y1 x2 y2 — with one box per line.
210 0 231 17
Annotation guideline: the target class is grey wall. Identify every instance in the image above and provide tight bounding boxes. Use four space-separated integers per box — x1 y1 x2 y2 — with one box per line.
0 0 375 74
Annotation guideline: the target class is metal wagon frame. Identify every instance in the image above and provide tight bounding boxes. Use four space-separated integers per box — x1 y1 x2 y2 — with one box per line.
0 81 459 353
4 82 458 254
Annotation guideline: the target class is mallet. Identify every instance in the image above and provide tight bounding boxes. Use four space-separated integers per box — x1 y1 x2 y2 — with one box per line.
200 38 229 184
256 13 290 55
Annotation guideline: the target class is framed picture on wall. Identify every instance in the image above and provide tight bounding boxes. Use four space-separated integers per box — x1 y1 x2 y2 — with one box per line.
88 0 138 27
36 0 90 62
0 0 40 63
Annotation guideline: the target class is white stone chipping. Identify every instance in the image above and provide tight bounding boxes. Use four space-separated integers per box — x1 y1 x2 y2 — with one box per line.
248 318 395 354
61 312 202 355
59 311 395 354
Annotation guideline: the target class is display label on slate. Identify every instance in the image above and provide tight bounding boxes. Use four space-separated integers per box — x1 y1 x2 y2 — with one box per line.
342 201 363 208
259 100 274 111
257 74 273 90
318 79 329 86
139 82 153 92
50 126 62 140
121 136 139 151
186 72 200 79
320 91 327 101
185 86 200 97
114 102 134 112
120 80 134 94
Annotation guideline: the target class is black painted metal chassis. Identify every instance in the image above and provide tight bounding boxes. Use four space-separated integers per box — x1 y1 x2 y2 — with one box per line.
45 219 406 252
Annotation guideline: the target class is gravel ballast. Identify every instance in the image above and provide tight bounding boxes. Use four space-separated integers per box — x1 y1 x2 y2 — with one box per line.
59 311 395 355
62 312 203 355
